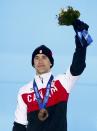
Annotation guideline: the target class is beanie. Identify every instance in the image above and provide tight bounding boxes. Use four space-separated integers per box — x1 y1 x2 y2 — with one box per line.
31 45 54 68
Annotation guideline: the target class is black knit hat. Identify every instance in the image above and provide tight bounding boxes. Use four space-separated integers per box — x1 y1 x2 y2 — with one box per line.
31 45 54 68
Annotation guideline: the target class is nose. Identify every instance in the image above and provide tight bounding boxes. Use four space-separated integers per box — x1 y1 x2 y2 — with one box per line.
38 57 44 64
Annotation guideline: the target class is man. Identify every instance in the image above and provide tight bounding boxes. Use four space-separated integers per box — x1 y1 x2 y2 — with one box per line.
12 20 92 131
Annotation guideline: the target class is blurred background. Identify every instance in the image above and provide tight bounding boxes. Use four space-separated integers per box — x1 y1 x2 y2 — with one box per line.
0 0 97 131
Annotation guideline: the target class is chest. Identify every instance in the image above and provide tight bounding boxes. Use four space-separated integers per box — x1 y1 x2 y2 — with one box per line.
22 80 69 112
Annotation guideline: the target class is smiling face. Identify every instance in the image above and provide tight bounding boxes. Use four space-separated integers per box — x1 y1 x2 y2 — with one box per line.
34 54 52 75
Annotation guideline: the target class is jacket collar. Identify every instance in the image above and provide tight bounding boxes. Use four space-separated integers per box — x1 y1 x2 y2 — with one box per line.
34 71 52 89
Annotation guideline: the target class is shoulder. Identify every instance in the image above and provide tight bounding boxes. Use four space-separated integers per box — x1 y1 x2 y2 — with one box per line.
54 74 66 80
18 80 33 95
54 67 72 81
53 68 80 93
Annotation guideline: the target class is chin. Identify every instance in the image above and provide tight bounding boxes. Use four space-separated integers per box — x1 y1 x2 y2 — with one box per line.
37 69 50 74
38 71 47 74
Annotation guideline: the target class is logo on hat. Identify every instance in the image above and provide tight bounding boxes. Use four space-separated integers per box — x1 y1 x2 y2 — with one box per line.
39 50 42 54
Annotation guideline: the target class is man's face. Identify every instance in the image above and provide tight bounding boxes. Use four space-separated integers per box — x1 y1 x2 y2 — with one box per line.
34 54 52 75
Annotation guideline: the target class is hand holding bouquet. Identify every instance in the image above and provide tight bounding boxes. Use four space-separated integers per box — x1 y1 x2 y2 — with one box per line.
57 6 93 46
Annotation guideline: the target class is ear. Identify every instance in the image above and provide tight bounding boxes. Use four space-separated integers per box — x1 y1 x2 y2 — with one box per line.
50 63 52 68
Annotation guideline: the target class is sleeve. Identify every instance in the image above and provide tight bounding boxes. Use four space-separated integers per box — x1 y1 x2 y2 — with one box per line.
12 122 26 131
55 35 88 93
12 89 28 131
70 35 87 76
55 68 79 93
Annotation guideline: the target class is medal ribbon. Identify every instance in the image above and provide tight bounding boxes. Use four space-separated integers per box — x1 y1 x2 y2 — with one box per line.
33 75 54 109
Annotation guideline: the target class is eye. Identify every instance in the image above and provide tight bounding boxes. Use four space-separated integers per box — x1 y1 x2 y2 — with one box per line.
42 55 47 59
34 56 39 60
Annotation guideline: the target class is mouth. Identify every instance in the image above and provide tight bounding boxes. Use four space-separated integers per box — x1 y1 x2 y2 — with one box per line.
37 65 45 68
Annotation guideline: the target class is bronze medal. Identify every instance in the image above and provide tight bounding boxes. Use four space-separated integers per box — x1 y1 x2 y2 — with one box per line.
38 109 48 121
33 75 53 122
